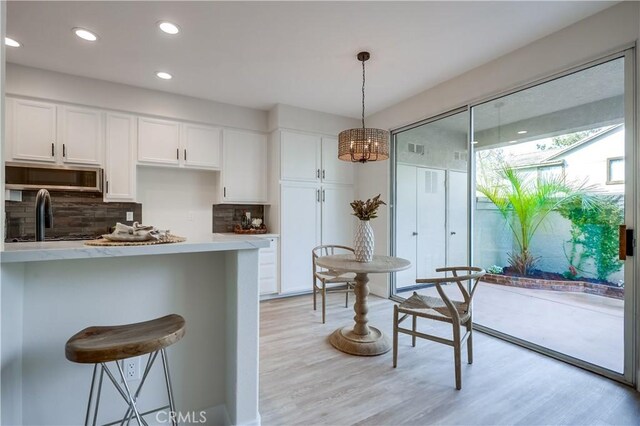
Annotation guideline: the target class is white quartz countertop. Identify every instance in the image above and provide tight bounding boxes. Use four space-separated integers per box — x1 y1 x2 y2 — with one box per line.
0 233 269 263
214 233 279 238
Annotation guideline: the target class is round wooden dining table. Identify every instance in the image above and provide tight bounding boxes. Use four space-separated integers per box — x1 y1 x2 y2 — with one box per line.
315 253 411 356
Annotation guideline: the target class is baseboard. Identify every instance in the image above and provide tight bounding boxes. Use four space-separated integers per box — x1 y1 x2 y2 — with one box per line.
198 404 261 426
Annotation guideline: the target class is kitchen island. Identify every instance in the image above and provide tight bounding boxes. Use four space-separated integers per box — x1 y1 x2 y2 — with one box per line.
0 234 268 426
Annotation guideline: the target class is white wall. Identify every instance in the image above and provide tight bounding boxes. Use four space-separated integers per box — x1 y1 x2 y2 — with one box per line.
359 1 640 297
268 103 359 135
6 63 268 132
136 167 218 239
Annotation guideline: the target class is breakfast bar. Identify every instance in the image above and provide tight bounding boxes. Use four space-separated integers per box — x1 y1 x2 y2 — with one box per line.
0 234 268 426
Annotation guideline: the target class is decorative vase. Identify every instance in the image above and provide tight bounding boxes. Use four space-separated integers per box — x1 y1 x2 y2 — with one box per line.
354 220 374 262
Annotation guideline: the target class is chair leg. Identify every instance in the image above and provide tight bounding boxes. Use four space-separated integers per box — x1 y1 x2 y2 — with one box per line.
412 315 417 347
84 364 98 426
466 320 473 365
322 284 326 324
161 348 177 426
393 305 399 368
313 282 317 311
453 326 462 390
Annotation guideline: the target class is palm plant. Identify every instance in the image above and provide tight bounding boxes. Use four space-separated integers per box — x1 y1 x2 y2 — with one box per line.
477 166 590 275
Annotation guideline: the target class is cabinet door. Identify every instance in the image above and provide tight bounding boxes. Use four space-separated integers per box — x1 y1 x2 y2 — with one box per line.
280 184 321 294
280 131 321 182
222 130 267 203
60 106 103 165
105 113 136 202
10 98 57 162
321 137 354 185
259 238 278 295
321 185 355 248
395 164 418 290
183 124 221 170
137 117 180 165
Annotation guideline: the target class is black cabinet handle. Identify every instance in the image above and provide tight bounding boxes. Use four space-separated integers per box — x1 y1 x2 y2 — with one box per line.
51 143 55 157
322 170 326 179
224 187 227 197
316 169 320 179
62 144 66 158
176 148 179 160
106 180 109 194
316 189 320 202
184 149 187 162
322 189 325 202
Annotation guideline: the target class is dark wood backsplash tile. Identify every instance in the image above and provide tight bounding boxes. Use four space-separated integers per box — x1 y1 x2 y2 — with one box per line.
212 204 265 233
4 191 142 241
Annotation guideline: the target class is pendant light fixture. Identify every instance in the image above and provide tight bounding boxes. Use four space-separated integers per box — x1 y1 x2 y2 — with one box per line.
338 51 389 163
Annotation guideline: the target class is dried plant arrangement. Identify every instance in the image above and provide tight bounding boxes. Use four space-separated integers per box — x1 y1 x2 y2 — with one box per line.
350 194 386 221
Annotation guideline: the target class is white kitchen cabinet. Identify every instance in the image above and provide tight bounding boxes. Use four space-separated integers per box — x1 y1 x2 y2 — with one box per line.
278 131 354 185
59 106 103 165
280 131 321 182
280 183 321 294
183 124 221 170
221 129 267 203
8 98 58 163
137 117 181 166
320 185 355 248
259 236 279 295
104 113 136 202
321 137 354 185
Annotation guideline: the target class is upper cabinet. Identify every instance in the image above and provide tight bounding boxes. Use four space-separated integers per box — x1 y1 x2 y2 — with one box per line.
104 113 136 202
137 117 181 166
137 118 221 170
59 106 103 166
182 124 221 170
278 130 354 185
8 98 58 163
281 131 321 182
222 129 267 204
320 136 354 185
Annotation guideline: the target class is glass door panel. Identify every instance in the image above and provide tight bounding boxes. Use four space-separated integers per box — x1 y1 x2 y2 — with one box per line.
392 110 470 295
472 56 629 375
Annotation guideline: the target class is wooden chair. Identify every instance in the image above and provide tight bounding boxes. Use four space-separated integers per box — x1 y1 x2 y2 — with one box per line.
393 266 486 390
312 245 356 324
66 314 186 425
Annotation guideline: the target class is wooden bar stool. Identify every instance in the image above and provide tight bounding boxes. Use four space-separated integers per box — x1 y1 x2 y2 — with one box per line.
65 314 186 426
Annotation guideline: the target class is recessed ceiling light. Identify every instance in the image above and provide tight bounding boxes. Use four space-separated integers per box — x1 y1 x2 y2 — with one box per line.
517 130 528 135
156 71 173 80
5 37 20 48
158 21 180 35
73 28 98 42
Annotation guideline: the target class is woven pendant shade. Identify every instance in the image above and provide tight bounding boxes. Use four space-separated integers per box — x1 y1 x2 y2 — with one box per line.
338 51 389 163
338 128 389 162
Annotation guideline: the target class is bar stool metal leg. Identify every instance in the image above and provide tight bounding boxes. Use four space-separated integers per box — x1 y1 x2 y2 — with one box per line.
84 364 98 426
160 348 177 426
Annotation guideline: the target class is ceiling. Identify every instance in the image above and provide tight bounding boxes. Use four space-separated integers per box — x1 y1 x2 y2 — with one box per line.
6 1 617 118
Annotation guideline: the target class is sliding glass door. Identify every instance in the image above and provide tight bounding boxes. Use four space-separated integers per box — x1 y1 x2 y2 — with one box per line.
391 49 635 383
471 54 633 379
392 109 469 294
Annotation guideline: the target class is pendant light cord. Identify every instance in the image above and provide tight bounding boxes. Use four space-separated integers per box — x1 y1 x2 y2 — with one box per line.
361 59 366 129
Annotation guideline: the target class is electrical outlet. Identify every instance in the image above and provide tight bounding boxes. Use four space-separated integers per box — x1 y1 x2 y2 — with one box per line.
122 357 140 381
126 211 134 221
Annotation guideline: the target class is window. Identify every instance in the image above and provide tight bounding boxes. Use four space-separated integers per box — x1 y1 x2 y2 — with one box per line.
607 157 624 184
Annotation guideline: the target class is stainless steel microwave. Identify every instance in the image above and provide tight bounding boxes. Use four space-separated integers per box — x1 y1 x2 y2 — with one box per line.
5 162 103 192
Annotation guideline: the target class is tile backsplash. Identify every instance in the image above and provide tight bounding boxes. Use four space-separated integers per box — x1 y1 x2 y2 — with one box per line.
212 204 265 233
4 191 142 241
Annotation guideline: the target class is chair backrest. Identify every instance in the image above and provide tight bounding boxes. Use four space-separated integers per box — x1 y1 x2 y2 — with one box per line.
415 266 486 321
312 245 354 276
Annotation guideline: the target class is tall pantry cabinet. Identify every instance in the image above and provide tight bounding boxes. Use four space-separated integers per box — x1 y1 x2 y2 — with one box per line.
270 130 356 295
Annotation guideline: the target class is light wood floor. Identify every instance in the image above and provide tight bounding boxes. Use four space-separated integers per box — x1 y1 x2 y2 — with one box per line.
259 294 640 425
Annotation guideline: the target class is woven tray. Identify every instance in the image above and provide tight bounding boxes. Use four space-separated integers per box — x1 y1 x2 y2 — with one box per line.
84 235 186 246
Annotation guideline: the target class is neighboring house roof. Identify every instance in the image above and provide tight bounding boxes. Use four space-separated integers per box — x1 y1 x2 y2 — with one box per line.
514 124 622 169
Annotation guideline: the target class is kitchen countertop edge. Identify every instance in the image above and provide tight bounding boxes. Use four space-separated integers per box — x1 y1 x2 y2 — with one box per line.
0 234 269 263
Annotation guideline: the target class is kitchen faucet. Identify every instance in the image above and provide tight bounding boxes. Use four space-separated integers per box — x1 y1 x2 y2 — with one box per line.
35 189 53 241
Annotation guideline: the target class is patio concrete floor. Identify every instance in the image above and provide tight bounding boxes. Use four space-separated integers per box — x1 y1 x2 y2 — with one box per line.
398 281 624 373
